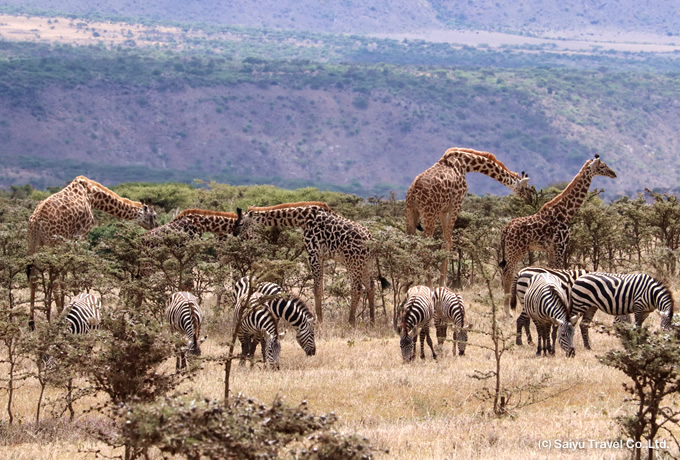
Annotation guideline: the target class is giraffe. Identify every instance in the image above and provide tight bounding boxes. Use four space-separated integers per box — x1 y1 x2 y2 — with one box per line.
234 202 386 326
499 154 617 316
141 208 243 245
139 208 245 305
27 175 157 327
405 147 532 286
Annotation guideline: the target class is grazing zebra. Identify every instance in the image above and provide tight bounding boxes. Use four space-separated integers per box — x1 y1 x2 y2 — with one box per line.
63 292 102 334
570 272 674 348
238 302 281 370
398 285 436 362
523 273 576 357
166 292 203 370
432 287 471 356
233 276 316 356
511 267 588 346
43 292 102 369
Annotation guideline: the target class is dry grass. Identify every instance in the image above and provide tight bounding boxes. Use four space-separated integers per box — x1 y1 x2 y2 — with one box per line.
1 287 678 459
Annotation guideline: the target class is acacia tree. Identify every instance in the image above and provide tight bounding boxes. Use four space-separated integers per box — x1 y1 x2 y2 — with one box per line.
599 324 680 460
644 189 680 276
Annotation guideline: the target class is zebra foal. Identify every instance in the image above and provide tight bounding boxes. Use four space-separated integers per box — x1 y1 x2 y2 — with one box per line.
570 272 674 346
432 287 471 356
398 285 436 362
166 292 204 370
523 273 575 357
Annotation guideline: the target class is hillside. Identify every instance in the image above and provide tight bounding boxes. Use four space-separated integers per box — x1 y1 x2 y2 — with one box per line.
0 14 679 198
3 0 680 39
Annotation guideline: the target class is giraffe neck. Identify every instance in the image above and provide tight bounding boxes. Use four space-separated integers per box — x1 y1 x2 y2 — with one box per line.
439 148 520 187
247 202 331 228
75 177 144 221
540 161 594 222
181 210 238 235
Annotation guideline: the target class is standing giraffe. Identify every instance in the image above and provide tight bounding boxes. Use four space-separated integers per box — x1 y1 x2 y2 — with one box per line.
235 202 386 325
499 155 617 315
27 176 157 327
405 147 531 286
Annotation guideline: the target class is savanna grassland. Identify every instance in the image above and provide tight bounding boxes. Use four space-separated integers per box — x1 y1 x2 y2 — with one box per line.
2 180 680 459
2 290 662 460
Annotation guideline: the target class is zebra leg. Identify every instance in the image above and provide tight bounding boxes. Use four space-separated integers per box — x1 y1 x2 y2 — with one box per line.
419 328 427 359
238 334 250 366
550 325 557 355
516 311 530 346
424 328 437 360
580 306 597 350
435 321 447 355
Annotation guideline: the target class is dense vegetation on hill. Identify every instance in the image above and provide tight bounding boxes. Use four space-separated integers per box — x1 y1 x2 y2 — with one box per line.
1 34 679 197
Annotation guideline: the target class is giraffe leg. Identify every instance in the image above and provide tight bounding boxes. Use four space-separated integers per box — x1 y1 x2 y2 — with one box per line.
348 278 362 326
309 254 324 323
420 218 437 287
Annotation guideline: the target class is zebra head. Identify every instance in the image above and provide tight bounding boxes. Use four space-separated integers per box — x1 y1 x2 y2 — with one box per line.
137 203 158 230
188 335 207 356
557 322 576 358
265 337 281 370
400 333 414 362
456 324 472 356
296 328 316 356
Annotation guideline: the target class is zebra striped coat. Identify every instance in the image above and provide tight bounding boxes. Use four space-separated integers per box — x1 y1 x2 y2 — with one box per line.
399 285 436 362
570 272 674 337
432 287 470 356
233 277 316 356
238 302 281 370
63 292 102 334
166 292 203 369
523 273 576 357
511 267 588 346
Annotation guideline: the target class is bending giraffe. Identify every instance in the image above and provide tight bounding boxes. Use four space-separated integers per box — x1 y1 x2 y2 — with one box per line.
234 202 387 326
405 147 531 286
499 154 617 316
27 176 157 328
139 208 246 306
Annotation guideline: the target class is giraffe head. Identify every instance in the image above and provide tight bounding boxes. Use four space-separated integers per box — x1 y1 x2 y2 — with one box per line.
589 154 617 179
136 203 158 230
233 208 256 239
510 171 534 203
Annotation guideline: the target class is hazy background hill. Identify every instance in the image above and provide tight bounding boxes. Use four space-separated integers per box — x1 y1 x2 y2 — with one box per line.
0 2 679 198
4 0 680 37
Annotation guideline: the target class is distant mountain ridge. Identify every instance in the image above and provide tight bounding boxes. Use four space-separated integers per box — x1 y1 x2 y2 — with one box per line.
3 0 680 38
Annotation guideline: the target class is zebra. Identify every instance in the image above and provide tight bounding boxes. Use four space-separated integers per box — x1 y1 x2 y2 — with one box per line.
233 276 316 356
432 287 471 356
523 273 576 357
569 272 674 346
398 285 436 362
166 292 204 370
510 267 595 346
63 292 102 334
238 301 281 370
43 292 102 369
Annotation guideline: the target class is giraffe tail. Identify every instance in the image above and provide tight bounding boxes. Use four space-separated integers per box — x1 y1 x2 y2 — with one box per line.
26 263 33 281
374 256 390 290
416 222 423 232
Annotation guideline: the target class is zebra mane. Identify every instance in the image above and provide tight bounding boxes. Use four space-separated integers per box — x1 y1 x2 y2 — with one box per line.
247 201 332 212
439 148 519 177
74 176 144 208
175 208 238 219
